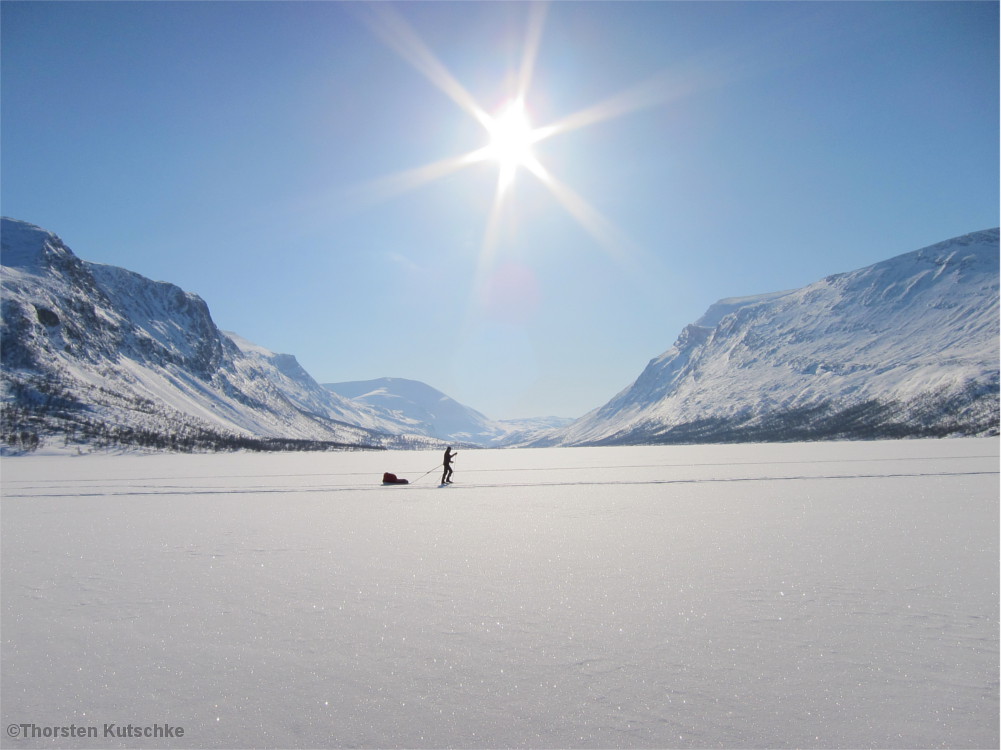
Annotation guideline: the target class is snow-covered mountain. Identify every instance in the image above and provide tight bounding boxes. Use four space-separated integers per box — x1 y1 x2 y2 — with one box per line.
0 218 421 451
4 218 995 452
323 377 573 446
547 229 1000 446
324 377 493 443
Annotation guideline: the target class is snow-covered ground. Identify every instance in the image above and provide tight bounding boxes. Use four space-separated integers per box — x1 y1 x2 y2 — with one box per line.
2 439 997 749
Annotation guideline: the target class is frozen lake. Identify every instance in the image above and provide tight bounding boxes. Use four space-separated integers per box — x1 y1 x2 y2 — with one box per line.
2 439 998 748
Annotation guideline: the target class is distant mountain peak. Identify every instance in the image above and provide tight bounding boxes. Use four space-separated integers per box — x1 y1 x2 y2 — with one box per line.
322 377 572 446
324 377 495 443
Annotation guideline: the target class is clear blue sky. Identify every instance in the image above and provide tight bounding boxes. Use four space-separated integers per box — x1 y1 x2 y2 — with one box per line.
3 1 998 420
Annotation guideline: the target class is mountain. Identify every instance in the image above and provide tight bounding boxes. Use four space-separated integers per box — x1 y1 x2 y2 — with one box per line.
323 377 573 446
547 229 999 446
0 218 425 452
324 377 492 444
4 217 995 452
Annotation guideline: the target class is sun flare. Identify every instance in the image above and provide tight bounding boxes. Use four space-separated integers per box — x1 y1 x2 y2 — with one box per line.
483 99 538 189
352 2 679 265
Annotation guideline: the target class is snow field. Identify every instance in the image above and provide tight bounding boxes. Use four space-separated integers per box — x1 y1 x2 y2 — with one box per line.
2 439 998 748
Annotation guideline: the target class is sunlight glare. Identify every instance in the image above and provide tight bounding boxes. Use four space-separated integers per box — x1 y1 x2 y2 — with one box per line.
350 0 689 276
484 99 538 191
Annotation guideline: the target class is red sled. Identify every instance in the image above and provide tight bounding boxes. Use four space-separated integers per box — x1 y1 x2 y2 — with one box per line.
382 472 409 485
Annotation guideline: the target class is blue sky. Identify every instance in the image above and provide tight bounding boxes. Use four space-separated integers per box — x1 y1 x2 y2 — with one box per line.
3 1 998 420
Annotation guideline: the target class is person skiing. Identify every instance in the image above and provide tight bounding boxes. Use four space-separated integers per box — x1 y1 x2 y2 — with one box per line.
441 446 457 485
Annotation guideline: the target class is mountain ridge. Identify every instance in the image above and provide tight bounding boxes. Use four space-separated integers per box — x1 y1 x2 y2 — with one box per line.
544 228 999 446
2 217 996 452
0 217 550 452
1 218 415 451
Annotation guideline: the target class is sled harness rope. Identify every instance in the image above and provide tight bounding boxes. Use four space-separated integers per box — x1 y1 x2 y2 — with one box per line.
413 463 443 484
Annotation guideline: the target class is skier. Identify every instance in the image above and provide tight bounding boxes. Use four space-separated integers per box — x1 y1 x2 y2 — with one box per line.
441 446 457 485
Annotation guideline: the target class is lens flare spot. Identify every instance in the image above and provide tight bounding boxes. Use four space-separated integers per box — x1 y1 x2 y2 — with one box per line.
483 262 542 324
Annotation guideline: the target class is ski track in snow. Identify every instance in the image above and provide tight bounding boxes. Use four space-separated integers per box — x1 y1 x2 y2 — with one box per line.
2 439 998 749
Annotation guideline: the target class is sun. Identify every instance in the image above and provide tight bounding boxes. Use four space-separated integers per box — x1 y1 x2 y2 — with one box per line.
482 99 538 190
352 2 676 260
